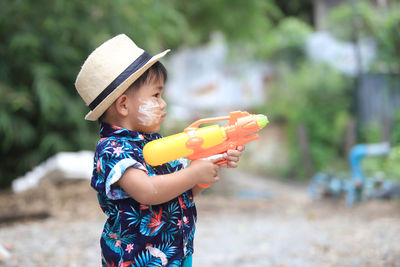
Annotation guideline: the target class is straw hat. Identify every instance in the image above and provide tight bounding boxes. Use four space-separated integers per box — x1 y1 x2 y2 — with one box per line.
75 34 170 121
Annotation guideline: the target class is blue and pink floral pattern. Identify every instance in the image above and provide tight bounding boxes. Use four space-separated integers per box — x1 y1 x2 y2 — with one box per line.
92 123 196 267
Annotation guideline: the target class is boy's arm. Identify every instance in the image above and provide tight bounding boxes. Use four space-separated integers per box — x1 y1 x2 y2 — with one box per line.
118 159 220 205
191 185 206 196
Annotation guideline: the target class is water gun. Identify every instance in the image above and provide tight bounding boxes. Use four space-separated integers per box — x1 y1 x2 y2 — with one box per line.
143 111 268 187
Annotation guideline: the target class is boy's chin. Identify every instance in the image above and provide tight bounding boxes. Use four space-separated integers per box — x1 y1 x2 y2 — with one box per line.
140 124 160 133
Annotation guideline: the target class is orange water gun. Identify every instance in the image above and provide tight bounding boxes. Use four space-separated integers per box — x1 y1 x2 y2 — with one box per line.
143 111 268 187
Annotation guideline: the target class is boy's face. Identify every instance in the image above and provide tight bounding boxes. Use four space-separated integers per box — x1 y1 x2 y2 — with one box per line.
127 78 167 133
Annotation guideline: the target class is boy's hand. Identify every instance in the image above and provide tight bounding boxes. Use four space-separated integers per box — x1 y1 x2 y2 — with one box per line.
189 159 220 185
220 145 245 168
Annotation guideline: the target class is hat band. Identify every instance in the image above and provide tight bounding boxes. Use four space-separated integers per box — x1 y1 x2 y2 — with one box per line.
88 51 152 111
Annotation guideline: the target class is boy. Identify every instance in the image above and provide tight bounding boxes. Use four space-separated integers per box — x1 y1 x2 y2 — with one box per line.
75 34 243 266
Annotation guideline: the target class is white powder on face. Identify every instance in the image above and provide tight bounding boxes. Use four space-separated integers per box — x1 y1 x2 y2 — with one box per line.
137 98 162 126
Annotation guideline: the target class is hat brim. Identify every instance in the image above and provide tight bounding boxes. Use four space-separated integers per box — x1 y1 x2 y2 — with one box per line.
84 49 170 121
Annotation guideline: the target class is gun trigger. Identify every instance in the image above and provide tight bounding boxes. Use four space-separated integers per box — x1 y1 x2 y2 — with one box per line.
216 159 228 165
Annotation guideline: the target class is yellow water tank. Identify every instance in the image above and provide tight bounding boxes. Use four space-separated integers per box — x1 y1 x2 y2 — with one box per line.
143 125 226 166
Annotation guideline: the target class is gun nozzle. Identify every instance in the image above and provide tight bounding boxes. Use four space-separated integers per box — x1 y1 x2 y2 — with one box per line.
256 114 268 129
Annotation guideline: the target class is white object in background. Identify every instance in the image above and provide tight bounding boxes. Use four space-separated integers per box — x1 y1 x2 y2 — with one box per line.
165 32 270 114
306 31 376 76
0 244 11 261
12 151 94 193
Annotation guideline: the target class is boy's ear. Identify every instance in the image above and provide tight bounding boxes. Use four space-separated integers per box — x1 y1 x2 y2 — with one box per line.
115 94 129 117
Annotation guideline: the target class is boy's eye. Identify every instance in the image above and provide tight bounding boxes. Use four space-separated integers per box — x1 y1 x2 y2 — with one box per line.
153 93 160 98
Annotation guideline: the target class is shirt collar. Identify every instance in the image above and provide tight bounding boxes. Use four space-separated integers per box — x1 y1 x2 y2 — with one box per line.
100 123 161 141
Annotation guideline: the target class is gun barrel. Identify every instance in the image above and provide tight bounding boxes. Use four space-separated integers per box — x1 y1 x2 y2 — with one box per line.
143 112 268 167
256 114 268 129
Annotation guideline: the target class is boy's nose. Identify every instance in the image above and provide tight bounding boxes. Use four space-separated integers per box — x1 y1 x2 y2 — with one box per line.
160 98 167 109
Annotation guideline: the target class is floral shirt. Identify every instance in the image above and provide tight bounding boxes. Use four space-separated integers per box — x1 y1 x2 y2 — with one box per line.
91 123 196 267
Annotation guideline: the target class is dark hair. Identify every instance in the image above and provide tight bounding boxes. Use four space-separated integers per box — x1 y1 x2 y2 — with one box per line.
98 61 168 123
129 61 168 90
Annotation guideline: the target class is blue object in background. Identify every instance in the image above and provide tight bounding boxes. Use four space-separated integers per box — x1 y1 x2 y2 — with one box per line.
349 143 390 182
347 142 390 206
309 142 391 207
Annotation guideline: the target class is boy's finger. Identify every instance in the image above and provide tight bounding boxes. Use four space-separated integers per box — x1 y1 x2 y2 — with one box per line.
214 164 221 172
226 155 239 162
219 163 228 168
227 150 242 157
203 154 225 163
228 161 238 168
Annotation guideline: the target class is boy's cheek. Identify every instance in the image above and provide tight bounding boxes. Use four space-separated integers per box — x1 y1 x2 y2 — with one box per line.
137 99 162 127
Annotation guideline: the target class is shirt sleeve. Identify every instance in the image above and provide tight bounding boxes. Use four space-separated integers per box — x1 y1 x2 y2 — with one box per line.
94 138 148 200
105 157 147 200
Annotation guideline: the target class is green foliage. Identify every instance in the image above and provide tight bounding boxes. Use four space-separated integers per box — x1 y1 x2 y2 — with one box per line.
0 0 102 187
253 0 400 179
386 147 400 179
360 122 383 143
391 110 400 145
254 16 337 179
175 0 281 45
0 0 287 188
260 17 313 64
362 146 400 180
4 0 380 185
327 0 400 73
258 61 351 178
273 0 314 24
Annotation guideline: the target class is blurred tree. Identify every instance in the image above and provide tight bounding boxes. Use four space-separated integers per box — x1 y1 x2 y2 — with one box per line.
257 60 352 179
327 0 400 73
0 0 286 188
255 0 400 179
174 0 282 44
362 146 400 181
260 17 313 64
273 0 314 24
0 0 106 188
327 0 400 146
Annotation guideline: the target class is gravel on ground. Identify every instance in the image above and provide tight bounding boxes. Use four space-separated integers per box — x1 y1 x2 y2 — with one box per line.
0 168 399 266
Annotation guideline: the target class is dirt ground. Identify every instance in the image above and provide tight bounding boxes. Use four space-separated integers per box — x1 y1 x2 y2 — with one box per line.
0 168 399 267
